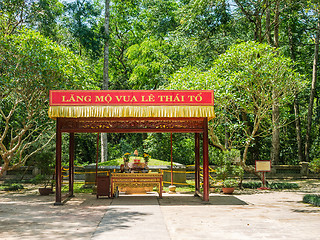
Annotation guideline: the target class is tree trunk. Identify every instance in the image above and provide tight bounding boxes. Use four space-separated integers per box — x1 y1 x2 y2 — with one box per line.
271 98 280 165
103 0 110 90
273 0 280 48
101 0 110 162
265 2 273 45
288 17 304 162
224 106 230 150
254 15 262 42
240 121 263 181
305 17 320 162
271 0 280 165
294 94 304 162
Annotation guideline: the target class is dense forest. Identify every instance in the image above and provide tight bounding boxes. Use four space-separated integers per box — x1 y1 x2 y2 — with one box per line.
1 0 320 174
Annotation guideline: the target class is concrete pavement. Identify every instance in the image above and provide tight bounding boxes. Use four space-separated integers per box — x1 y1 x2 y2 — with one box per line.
92 195 170 240
0 191 320 240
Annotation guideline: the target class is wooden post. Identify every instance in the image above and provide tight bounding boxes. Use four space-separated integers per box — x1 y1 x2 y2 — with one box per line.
69 133 75 197
195 133 200 193
170 133 173 186
203 118 209 201
96 133 99 186
55 118 62 205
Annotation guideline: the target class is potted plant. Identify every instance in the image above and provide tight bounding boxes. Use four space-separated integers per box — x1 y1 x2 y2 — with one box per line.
221 178 238 194
215 150 243 194
31 150 55 195
33 174 54 195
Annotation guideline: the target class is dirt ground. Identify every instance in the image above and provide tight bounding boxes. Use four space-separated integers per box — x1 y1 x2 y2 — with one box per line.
0 179 319 240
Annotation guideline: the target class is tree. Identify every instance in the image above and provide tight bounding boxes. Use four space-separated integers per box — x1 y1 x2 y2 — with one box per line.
0 29 92 177
126 38 174 89
305 4 320 162
143 133 195 165
0 0 64 38
173 0 235 69
167 41 303 177
101 0 110 162
233 0 270 42
62 0 103 58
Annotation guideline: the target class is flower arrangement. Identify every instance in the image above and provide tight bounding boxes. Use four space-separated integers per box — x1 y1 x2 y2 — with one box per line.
134 159 141 164
123 152 131 162
143 153 151 162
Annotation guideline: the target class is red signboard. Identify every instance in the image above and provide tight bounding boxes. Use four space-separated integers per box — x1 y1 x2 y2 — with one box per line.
49 90 214 106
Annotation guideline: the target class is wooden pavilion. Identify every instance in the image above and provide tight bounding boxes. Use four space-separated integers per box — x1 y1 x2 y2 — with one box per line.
48 90 215 205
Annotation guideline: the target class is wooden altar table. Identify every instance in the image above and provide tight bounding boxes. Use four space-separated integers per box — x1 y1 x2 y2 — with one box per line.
111 173 163 198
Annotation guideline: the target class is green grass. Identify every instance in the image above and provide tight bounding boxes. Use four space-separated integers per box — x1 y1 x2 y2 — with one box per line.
61 182 93 193
163 180 195 193
303 194 320 207
97 157 176 166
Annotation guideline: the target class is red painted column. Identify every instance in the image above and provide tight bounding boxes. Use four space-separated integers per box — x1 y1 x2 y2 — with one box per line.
69 133 75 197
170 133 173 186
55 118 62 205
203 118 209 201
195 133 200 193
96 133 99 186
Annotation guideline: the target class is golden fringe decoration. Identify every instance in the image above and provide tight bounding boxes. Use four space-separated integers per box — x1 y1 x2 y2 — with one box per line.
48 106 215 120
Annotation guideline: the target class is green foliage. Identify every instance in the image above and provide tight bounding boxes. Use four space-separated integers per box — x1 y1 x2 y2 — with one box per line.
1 28 94 90
30 148 55 176
167 41 303 167
143 133 195 165
126 38 173 89
215 150 243 180
214 150 243 187
174 0 235 68
61 183 92 193
268 182 299 189
163 180 195 193
303 194 320 207
139 0 178 39
222 179 238 188
309 158 320 173
74 133 99 165
0 183 24 191
31 174 53 188
5 184 24 191
97 157 174 167
0 0 63 37
62 0 103 58
1 0 319 168
241 181 261 189
242 181 299 189
0 29 94 173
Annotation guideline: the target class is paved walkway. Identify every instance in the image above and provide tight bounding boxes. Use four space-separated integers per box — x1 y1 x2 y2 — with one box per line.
0 191 320 240
92 195 170 240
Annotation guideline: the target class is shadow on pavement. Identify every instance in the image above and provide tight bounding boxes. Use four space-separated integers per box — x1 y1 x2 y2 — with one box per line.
111 194 159 205
158 194 248 206
94 208 150 232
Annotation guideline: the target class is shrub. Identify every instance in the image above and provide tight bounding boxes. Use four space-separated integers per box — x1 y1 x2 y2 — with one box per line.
309 158 320 173
242 182 261 189
303 194 320 207
268 182 299 189
1 184 24 191
242 181 299 189
223 179 239 188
